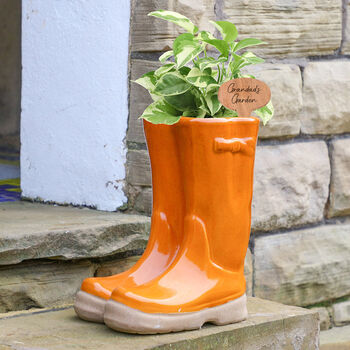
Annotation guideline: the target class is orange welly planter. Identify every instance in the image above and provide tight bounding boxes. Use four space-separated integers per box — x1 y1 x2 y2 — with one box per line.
103 116 260 334
74 121 185 323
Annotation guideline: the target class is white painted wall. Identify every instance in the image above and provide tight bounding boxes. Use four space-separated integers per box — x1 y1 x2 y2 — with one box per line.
21 0 130 211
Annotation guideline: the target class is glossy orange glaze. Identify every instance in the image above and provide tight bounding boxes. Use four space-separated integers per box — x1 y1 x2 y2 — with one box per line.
110 117 259 313
81 120 184 300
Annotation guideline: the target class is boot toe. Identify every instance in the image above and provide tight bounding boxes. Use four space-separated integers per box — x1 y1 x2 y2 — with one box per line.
81 277 113 300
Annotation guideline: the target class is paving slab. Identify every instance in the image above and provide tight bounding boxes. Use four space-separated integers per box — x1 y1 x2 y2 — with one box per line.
0 201 150 265
0 298 319 350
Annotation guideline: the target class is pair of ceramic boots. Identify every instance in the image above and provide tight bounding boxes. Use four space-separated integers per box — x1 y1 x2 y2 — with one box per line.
74 117 259 334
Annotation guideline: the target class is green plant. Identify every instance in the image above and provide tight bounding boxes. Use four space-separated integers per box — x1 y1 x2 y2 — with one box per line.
134 10 274 125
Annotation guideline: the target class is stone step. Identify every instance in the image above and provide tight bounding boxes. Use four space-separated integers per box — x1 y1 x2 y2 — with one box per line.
320 325 350 350
0 201 150 313
0 297 319 350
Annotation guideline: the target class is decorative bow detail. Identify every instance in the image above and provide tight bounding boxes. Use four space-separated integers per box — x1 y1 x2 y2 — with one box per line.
214 137 255 156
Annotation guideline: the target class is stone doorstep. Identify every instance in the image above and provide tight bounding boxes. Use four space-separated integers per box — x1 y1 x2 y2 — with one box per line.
0 201 151 265
0 298 319 350
320 325 350 350
0 201 150 314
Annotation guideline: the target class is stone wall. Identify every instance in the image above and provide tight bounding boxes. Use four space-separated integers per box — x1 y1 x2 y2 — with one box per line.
0 0 21 151
125 0 350 330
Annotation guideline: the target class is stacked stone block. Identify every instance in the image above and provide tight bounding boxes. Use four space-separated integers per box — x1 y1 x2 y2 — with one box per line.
126 0 350 330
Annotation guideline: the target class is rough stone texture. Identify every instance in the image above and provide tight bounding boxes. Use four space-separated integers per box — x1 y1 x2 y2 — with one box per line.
0 260 94 313
247 64 302 139
126 150 151 187
252 141 330 232
131 0 215 52
244 249 253 297
128 59 160 144
95 255 141 277
312 307 332 331
0 0 21 145
221 0 342 58
134 187 152 215
301 61 350 135
0 201 150 265
342 0 350 54
130 0 342 58
329 138 350 218
254 224 350 307
0 298 319 349
333 300 350 326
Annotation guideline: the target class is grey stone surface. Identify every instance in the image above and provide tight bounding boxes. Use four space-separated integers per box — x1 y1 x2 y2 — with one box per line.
247 64 302 139
333 300 350 326
329 138 350 218
0 260 94 313
342 0 350 54
301 61 350 135
311 307 332 331
0 201 150 265
131 0 215 52
222 0 342 58
244 249 253 297
126 150 151 187
131 0 342 58
0 0 21 143
0 298 319 349
320 325 350 350
134 187 152 215
128 59 160 144
252 141 330 232
95 255 141 277
254 224 350 307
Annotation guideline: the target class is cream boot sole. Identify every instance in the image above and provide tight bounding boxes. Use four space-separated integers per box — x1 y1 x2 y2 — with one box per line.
104 294 247 334
74 291 106 323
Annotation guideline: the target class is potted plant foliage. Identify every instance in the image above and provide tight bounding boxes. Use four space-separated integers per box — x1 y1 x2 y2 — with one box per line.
75 10 274 334
134 10 273 124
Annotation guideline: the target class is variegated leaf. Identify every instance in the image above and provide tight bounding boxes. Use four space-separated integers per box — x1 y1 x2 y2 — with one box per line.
205 91 221 115
254 100 274 125
186 67 217 88
234 38 266 51
154 63 176 77
209 21 238 43
133 71 156 91
154 72 191 96
148 10 198 34
159 50 174 63
139 99 181 125
173 33 202 68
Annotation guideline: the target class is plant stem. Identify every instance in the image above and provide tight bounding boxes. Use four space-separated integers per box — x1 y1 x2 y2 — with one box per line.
217 64 221 82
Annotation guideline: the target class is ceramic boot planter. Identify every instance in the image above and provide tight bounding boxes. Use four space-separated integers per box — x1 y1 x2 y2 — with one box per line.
104 116 259 334
74 121 184 323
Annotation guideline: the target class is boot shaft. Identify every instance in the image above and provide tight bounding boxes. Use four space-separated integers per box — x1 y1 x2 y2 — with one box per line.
143 121 184 249
174 117 259 271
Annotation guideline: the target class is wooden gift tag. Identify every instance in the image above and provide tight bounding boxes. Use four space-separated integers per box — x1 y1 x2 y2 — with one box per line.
218 78 271 117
